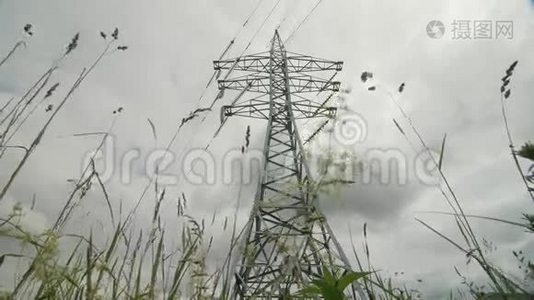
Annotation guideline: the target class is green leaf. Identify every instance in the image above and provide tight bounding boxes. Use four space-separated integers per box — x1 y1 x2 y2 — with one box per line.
321 266 335 284
336 271 371 291
314 281 343 300
298 285 322 296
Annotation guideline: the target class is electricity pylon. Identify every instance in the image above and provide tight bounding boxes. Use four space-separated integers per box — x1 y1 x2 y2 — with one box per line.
214 30 363 299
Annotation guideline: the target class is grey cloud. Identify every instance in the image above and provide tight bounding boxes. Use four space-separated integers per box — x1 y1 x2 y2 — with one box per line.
1 0 534 297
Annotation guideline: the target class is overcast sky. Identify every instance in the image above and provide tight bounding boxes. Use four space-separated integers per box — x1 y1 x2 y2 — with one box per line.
1 0 534 298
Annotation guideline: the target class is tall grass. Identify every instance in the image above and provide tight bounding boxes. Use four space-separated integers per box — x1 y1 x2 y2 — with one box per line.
1 24 533 300
361 67 533 298
0 26 239 300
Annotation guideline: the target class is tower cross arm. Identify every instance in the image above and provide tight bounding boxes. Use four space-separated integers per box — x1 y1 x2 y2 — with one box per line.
218 75 340 93
213 54 343 74
213 53 271 73
221 102 336 120
286 55 343 72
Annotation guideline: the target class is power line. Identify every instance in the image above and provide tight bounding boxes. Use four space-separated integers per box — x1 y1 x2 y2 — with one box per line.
243 0 282 53
125 2 270 223
234 0 265 42
195 0 265 109
284 0 323 44
199 0 282 122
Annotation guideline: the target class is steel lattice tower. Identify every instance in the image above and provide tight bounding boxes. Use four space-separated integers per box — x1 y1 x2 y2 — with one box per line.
214 31 362 299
